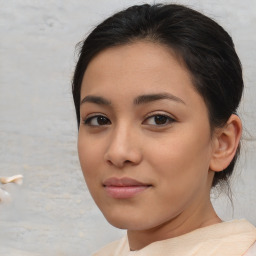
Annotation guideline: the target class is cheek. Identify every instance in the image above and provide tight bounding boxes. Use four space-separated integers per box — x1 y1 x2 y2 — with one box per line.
142 134 212 220
146 127 213 191
77 133 103 182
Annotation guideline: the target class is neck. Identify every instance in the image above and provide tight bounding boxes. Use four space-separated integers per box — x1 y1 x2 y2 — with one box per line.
127 200 221 251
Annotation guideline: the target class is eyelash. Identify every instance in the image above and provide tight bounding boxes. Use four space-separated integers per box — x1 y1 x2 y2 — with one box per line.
82 113 176 127
143 113 175 126
83 114 111 126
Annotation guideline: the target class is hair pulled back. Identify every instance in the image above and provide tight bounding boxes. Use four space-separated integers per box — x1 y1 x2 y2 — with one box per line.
72 4 244 188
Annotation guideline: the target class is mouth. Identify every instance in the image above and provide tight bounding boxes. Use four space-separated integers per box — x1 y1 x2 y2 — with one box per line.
103 177 152 199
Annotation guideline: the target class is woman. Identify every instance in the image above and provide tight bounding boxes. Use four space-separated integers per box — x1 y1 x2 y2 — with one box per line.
72 4 256 255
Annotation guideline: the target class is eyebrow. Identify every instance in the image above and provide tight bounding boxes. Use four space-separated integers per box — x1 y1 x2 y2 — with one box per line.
134 93 185 105
80 95 111 106
80 93 185 106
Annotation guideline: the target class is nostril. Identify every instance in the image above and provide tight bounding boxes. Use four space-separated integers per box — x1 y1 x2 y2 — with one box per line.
106 159 113 166
104 146 142 168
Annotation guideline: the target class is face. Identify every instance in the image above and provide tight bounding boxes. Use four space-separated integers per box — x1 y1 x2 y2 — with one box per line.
78 41 215 231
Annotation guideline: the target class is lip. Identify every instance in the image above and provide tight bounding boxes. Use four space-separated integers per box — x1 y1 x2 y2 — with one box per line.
103 177 151 199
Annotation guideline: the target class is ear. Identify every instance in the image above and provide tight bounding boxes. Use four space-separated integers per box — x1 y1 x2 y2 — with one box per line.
210 114 242 172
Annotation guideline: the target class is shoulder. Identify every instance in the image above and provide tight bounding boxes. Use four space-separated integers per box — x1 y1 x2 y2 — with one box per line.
92 236 128 256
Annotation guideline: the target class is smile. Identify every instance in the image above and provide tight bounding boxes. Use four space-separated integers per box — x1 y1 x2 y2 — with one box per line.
103 177 152 199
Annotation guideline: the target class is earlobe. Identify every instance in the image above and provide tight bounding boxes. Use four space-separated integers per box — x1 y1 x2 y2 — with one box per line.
209 114 242 172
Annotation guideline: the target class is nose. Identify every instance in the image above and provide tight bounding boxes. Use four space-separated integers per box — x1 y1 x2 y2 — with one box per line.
104 125 143 168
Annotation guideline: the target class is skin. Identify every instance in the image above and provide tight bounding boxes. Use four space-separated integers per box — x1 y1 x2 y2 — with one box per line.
78 41 241 250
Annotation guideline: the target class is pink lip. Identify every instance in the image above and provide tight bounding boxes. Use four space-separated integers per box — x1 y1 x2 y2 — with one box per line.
103 177 151 199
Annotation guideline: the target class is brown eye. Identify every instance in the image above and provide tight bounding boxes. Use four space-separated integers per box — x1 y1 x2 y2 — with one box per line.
144 114 175 126
154 115 168 125
84 115 111 126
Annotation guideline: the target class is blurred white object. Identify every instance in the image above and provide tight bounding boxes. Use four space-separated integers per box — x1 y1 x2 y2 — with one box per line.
0 174 23 185
0 174 23 203
0 187 11 203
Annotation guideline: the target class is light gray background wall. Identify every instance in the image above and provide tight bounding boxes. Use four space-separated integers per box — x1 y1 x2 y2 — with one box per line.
0 0 255 255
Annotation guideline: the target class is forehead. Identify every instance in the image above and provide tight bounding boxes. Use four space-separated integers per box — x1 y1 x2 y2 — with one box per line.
81 41 203 108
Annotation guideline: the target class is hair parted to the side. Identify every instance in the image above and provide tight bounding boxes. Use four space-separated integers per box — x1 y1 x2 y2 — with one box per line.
72 4 244 188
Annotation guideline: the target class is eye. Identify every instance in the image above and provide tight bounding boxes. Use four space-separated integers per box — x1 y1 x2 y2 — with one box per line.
83 115 111 126
143 114 175 126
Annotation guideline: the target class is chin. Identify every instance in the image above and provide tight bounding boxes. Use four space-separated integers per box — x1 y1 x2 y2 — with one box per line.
102 209 164 231
102 210 146 230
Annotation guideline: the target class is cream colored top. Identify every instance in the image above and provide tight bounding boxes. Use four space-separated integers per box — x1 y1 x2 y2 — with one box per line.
92 220 256 256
